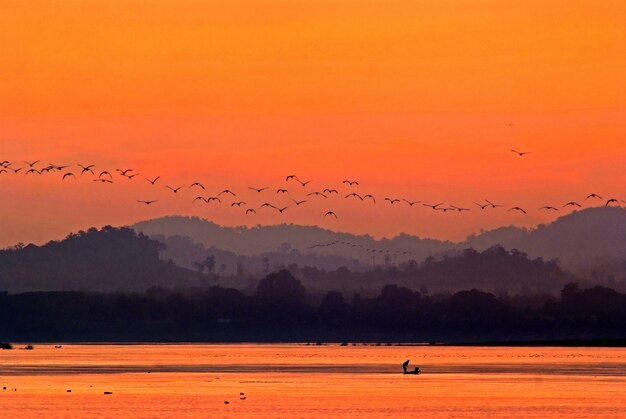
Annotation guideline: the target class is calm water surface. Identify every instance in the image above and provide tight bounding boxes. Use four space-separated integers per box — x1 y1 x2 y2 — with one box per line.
1 344 624 418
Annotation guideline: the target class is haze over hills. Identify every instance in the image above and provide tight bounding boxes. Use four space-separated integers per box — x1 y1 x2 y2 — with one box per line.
133 207 626 275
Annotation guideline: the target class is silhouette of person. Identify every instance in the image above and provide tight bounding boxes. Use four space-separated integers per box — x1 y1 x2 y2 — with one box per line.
403 359 420 374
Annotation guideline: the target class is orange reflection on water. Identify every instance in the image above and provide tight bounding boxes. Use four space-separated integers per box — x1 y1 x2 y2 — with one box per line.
1 344 625 418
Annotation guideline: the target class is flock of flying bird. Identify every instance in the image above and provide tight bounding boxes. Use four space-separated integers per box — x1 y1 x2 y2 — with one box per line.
0 150 624 222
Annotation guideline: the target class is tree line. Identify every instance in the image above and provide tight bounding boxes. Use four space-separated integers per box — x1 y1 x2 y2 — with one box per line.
1 270 624 343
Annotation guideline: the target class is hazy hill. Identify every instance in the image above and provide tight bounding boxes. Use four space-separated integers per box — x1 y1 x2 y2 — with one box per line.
0 226 198 293
132 216 452 263
132 207 626 275
463 207 626 271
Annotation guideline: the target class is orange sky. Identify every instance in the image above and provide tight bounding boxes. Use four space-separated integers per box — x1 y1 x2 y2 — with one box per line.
0 0 625 247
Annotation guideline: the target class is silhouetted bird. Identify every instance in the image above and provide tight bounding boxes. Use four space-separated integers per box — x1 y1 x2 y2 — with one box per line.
192 196 205 203
385 198 400 204
325 211 338 218
485 199 503 208
450 205 470 212
585 193 603 200
126 173 141 179
277 188 289 194
563 201 582 208
245 209 257 214
307 191 327 198
323 189 338 194
78 164 95 175
508 206 527 214
475 202 489 210
99 171 112 179
606 198 619 206
342 180 359 186
137 200 157 205
286 175 299 182
24 168 41 175
423 203 443 209
145 176 160 185
205 196 221 203
249 186 268 193
345 192 363 200
363 194 376 203
511 149 531 156
190 182 205 189
259 203 276 209
62 173 75 180
403 199 420 206
539 206 558 211
93 179 113 184
297 179 312 187
25 160 40 167
116 169 133 175
291 198 307 206
231 201 246 207
276 206 289 213
219 189 236 196
166 185 183 193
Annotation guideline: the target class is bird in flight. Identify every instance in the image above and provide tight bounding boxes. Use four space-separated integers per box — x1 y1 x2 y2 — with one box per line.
323 188 338 194
259 203 276 209
342 180 359 186
485 199 503 209
24 168 41 175
291 198 307 206
78 164 95 175
403 199 420 207
475 202 489 210
166 185 183 193
116 169 133 176
8 167 23 174
190 182 205 190
508 207 527 214
219 189 236 196
93 178 113 184
511 149 531 156
276 188 289 194
245 209 257 214
24 160 40 167
423 202 443 209
606 198 619 206
137 200 157 205
363 194 376 203
99 171 112 179
276 206 289 213
308 191 327 198
563 201 582 208
0 168 6 174
145 176 160 185
286 175 299 182
126 173 140 179
539 206 558 211
192 196 205 203
325 211 338 218
62 173 75 180
385 198 400 204
450 205 470 212
585 193 603 200
205 196 221 203
231 201 246 207
249 186 268 193
297 179 312 187
345 192 363 200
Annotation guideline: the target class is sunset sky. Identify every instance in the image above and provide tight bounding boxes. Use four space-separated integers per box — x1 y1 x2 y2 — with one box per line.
1 0 625 247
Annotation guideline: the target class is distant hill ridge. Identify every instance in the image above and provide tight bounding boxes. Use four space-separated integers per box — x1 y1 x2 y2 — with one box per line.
132 207 626 272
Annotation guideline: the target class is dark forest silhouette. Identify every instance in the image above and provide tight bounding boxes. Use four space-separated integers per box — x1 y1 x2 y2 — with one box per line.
0 269 624 342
